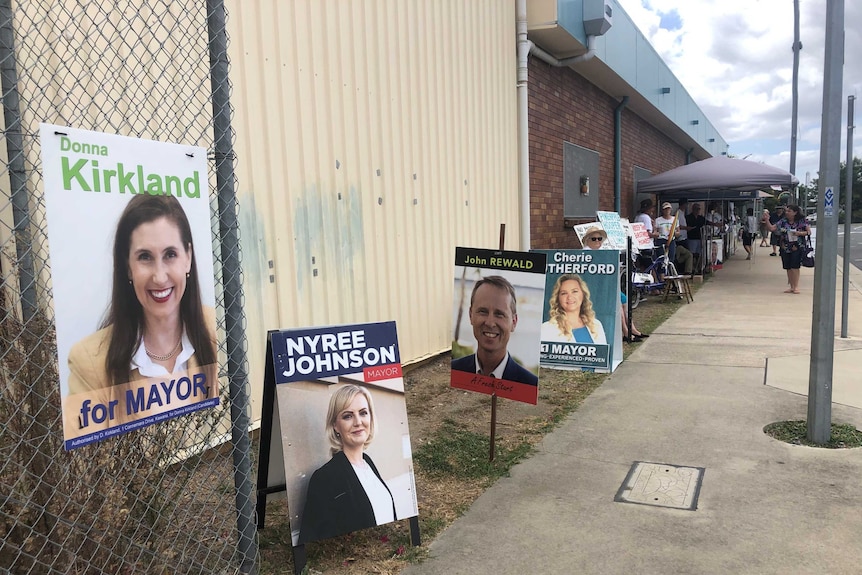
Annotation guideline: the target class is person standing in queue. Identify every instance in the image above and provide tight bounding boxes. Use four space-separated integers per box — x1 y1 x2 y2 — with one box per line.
675 199 691 257
654 202 694 277
580 226 648 341
759 208 771 247
685 203 706 273
635 199 659 243
742 208 757 260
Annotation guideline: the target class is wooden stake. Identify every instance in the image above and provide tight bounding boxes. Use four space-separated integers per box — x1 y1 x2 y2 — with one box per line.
490 224 506 462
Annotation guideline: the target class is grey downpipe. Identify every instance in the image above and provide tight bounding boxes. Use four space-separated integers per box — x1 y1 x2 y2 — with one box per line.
517 0 530 249
529 34 598 67
614 96 629 214
841 94 854 338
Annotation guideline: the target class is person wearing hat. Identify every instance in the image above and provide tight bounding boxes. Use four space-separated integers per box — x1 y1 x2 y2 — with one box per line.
655 201 694 276
581 225 649 341
580 225 607 249
654 202 677 244
767 205 785 256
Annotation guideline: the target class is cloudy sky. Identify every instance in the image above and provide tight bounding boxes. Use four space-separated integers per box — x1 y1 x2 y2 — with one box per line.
616 0 861 185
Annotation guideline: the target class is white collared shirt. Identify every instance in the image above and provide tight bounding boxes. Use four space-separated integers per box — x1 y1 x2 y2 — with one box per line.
351 461 395 525
131 329 195 377
476 352 509 378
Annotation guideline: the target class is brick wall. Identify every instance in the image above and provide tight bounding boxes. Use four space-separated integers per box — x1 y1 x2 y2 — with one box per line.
529 59 685 249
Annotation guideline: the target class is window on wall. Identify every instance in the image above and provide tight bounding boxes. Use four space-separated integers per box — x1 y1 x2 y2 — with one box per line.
563 142 599 218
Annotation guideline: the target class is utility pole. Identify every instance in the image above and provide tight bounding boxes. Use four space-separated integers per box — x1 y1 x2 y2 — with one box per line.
790 0 801 186
841 95 854 338
808 0 844 444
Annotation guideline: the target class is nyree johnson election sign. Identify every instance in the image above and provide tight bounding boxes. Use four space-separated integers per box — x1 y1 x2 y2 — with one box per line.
40 124 218 450
269 321 418 546
271 322 403 384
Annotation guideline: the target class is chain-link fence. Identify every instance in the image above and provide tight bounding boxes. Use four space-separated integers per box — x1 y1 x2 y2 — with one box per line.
0 1 258 573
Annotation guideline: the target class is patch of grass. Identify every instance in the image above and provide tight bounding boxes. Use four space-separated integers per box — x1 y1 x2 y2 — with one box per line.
451 340 473 358
534 370 605 431
412 419 533 483
258 288 692 574
764 420 862 448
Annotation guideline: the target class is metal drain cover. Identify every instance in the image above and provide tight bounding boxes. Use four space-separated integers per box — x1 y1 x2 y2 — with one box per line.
615 461 704 510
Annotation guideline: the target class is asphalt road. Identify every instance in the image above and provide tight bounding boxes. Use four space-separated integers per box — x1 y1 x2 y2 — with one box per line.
809 223 862 272
836 223 862 271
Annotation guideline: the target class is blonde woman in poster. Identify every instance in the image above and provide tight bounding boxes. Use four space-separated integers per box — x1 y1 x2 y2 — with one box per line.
299 384 396 544
67 194 217 395
540 274 607 345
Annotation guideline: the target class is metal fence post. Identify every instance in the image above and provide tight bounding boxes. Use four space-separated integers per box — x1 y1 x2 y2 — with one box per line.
0 0 36 322
207 2 259 573
1 1 262 572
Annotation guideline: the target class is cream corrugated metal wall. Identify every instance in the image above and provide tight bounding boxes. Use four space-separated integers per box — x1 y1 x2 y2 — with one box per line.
227 1 519 420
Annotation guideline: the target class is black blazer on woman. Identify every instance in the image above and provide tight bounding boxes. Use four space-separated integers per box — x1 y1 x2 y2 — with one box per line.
298 451 396 544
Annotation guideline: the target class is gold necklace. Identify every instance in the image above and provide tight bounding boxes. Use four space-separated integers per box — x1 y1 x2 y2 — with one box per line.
145 337 182 362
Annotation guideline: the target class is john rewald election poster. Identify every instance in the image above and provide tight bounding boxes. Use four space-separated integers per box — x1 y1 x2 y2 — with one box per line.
450 247 546 405
270 321 419 545
40 124 219 450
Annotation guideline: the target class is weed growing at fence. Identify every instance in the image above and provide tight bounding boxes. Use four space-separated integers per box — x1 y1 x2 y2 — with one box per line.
0 281 240 572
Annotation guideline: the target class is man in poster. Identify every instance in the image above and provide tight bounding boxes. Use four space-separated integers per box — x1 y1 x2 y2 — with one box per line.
450 247 545 405
451 275 538 385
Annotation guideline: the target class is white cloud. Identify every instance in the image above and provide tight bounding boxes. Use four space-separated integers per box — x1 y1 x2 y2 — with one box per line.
616 0 861 183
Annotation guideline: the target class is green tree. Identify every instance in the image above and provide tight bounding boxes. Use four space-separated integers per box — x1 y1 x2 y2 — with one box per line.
809 157 862 223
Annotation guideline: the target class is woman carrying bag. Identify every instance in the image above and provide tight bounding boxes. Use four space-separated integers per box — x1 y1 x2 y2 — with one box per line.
763 204 810 294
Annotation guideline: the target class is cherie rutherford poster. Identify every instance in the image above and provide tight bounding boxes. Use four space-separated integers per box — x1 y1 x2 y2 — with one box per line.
271 322 418 546
533 248 622 373
40 124 218 450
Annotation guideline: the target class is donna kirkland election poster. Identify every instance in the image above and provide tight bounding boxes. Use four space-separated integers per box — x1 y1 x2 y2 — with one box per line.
39 124 218 451
451 247 547 405
533 249 622 373
271 322 418 545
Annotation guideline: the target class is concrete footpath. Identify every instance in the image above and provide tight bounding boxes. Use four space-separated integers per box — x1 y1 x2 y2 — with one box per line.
403 243 862 575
